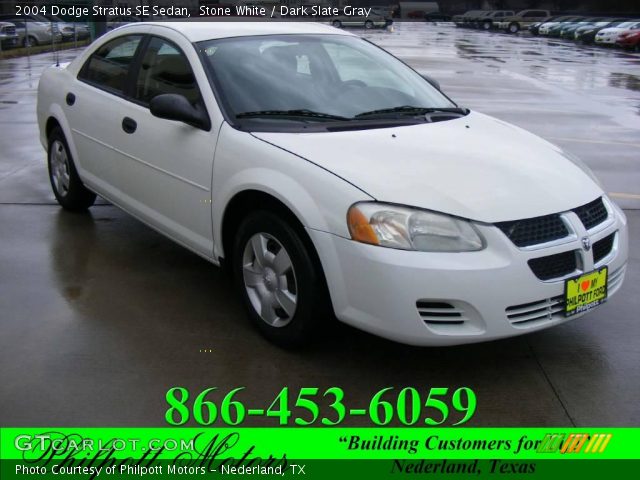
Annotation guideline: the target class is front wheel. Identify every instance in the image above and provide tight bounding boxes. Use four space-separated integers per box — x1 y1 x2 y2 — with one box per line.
332 20 342 28
483 21 492 30
232 211 329 347
48 127 96 211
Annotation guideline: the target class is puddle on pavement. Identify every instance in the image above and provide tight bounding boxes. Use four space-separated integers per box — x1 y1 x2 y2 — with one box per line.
609 72 640 92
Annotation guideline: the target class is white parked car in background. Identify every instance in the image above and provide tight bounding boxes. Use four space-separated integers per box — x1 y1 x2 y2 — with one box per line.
595 21 640 44
37 22 628 347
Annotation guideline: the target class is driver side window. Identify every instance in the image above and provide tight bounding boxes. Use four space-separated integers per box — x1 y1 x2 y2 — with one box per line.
134 36 201 106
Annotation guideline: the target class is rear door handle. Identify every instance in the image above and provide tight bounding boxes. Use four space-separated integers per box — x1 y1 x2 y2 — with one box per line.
122 117 137 134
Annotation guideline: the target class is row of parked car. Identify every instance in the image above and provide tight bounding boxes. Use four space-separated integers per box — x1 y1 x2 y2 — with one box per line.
454 10 640 51
531 16 640 49
0 14 90 50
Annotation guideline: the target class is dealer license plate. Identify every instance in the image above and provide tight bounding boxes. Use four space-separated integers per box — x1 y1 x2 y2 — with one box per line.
564 267 608 317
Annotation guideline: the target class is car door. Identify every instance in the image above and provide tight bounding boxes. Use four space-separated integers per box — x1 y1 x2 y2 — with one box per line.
104 33 218 258
69 33 146 197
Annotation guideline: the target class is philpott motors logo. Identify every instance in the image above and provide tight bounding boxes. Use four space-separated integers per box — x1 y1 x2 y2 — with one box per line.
537 433 612 454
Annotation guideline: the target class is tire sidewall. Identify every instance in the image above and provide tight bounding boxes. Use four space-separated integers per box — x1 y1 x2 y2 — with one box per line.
232 211 326 347
47 127 95 211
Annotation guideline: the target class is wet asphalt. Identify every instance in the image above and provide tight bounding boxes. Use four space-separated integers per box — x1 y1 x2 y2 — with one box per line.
0 23 639 427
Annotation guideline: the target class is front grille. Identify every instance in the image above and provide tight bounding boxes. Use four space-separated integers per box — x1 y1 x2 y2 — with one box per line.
496 215 569 247
593 233 615 264
496 197 608 248
506 295 565 326
1 25 16 36
416 301 465 325
528 250 577 280
572 197 607 230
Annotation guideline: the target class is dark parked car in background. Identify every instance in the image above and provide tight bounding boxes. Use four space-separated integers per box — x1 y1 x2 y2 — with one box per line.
574 19 622 43
0 21 18 49
424 12 451 22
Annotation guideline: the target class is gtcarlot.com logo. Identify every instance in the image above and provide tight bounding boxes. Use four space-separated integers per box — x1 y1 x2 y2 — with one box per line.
537 433 612 454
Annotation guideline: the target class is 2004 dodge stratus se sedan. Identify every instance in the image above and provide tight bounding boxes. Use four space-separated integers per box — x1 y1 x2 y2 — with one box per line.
37 22 628 347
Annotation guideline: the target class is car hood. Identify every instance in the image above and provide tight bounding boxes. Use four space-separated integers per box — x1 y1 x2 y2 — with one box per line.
252 111 602 223
598 27 627 34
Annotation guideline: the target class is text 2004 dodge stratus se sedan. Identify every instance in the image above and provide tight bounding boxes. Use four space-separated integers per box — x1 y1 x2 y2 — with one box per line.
37 22 628 347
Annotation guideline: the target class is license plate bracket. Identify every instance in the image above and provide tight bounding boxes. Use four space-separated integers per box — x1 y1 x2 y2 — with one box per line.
564 267 608 317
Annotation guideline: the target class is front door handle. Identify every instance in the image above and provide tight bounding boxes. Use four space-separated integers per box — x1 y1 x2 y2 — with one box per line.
122 117 137 134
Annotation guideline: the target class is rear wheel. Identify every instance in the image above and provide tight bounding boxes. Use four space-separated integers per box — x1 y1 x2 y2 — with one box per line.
364 20 374 29
332 20 342 28
48 127 96 211
23 35 38 47
508 22 520 33
232 211 329 348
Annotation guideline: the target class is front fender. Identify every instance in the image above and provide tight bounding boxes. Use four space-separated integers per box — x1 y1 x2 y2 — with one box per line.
211 123 373 259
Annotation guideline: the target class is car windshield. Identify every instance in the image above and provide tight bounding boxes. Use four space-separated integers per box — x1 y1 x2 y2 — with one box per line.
198 34 458 130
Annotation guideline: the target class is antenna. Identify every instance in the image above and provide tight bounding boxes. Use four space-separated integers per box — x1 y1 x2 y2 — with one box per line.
51 21 59 67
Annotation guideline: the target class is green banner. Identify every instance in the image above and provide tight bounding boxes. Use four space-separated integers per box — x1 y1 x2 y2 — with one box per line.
2 428 638 460
1 428 639 479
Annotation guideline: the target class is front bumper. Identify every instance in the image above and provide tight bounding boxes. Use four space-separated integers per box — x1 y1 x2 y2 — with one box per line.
0 35 18 48
595 35 617 44
617 38 639 47
309 201 628 346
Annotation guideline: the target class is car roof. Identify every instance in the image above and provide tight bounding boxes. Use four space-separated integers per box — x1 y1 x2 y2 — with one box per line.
121 21 352 43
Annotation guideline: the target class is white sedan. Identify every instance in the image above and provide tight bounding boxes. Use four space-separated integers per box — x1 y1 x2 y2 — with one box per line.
37 22 628 347
595 21 640 44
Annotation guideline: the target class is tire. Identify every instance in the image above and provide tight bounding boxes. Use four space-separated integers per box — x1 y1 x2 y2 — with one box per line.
364 20 374 29
332 20 342 28
483 21 492 30
508 22 520 34
48 126 96 211
23 35 38 47
232 211 329 348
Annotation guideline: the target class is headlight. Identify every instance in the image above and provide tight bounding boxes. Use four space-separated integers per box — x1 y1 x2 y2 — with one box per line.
347 202 485 252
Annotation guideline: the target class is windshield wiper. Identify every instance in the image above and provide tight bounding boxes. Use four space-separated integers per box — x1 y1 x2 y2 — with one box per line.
236 109 350 122
355 106 469 119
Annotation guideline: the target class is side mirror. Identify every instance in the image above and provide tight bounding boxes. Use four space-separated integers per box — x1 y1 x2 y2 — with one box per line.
421 74 441 91
149 94 211 131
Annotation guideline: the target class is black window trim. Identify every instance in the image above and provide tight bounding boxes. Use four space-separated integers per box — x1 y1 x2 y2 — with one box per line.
78 33 211 131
